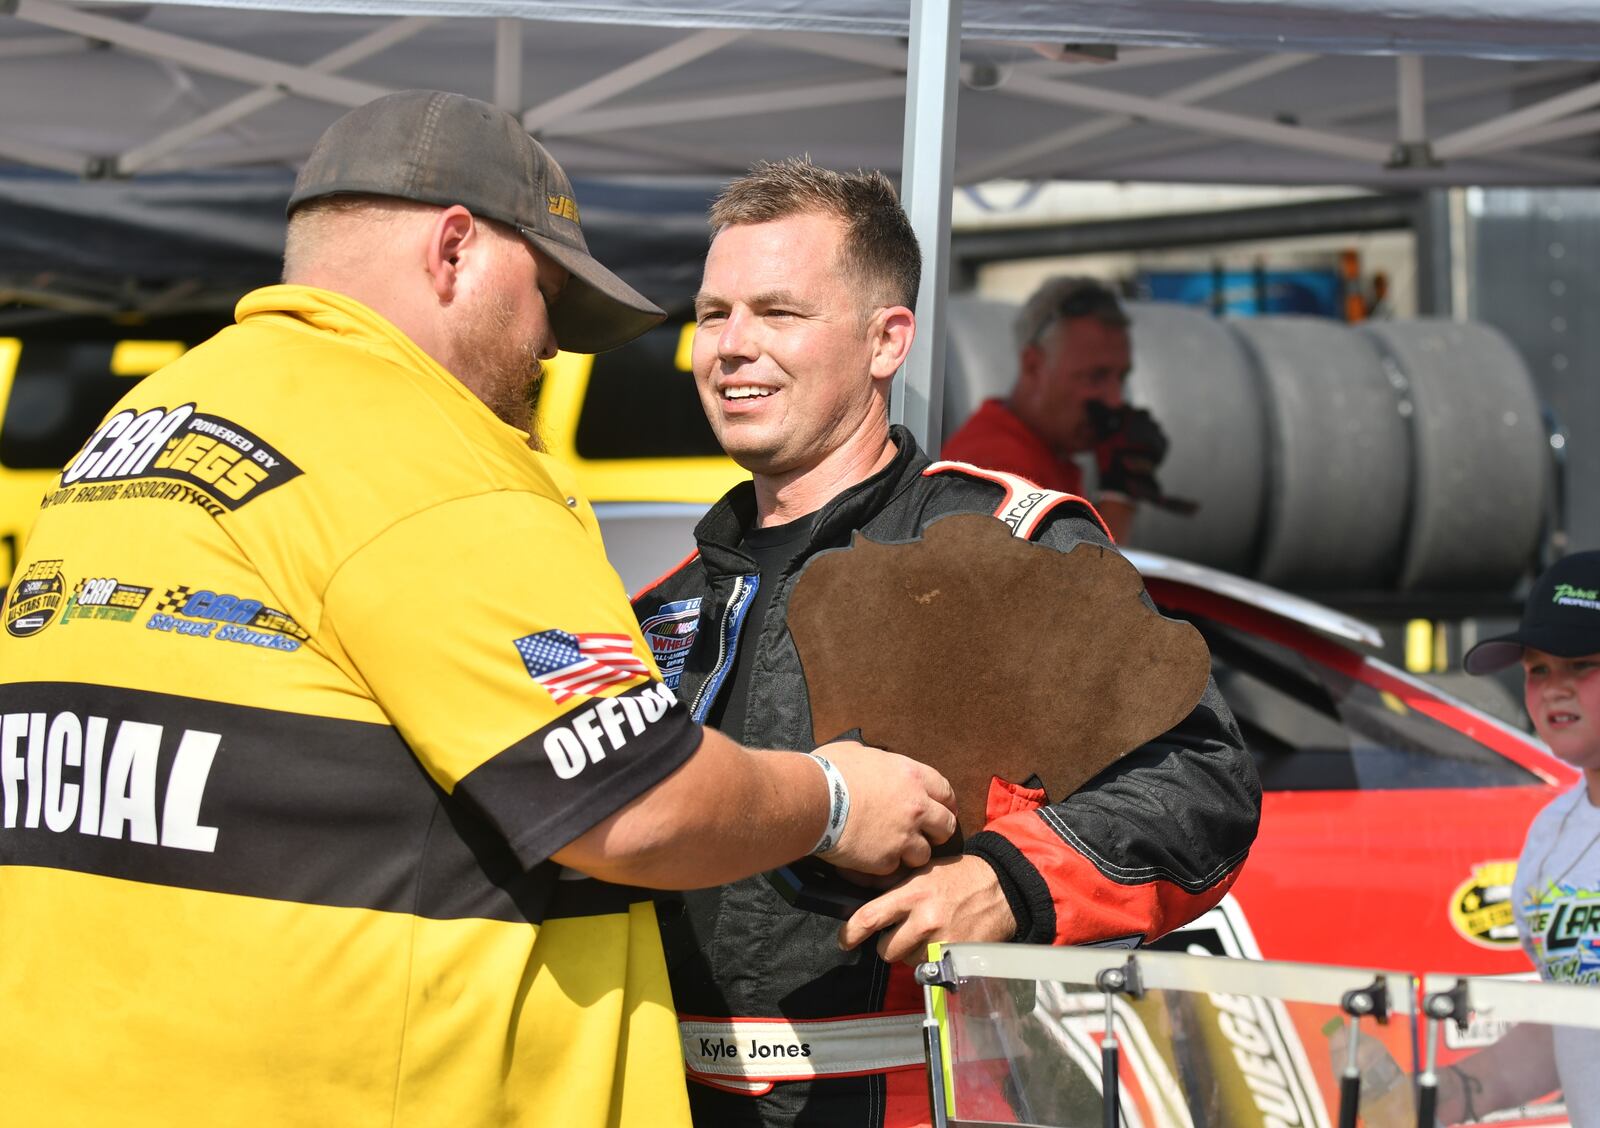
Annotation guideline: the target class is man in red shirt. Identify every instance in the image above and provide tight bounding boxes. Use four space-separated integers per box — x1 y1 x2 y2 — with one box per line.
942 276 1170 542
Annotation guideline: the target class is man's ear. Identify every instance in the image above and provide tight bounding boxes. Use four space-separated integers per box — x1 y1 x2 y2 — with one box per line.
868 306 916 381
1015 341 1047 396
1017 339 1043 382
424 205 477 303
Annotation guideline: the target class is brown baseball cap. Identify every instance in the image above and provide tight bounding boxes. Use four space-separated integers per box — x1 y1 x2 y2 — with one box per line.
288 90 664 354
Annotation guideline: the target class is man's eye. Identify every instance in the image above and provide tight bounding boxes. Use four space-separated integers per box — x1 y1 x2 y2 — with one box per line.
697 311 726 326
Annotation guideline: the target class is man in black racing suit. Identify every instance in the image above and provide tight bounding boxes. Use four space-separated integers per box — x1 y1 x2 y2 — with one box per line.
633 158 1260 1127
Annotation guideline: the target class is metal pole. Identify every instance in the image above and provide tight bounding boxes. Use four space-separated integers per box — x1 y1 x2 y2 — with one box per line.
1398 56 1426 146
1338 1014 1361 1128
891 0 962 452
1101 989 1120 1128
494 19 522 112
1094 960 1141 1128
921 981 949 1127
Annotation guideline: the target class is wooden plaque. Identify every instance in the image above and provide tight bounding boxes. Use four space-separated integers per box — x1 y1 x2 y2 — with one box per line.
787 514 1211 839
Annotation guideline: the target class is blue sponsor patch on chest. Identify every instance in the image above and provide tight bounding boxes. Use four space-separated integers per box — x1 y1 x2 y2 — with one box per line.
639 597 702 689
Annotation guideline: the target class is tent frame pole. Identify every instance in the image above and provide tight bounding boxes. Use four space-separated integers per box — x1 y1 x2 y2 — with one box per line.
893 0 962 452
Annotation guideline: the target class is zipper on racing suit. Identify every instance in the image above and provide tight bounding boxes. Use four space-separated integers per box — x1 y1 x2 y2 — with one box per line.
688 573 758 724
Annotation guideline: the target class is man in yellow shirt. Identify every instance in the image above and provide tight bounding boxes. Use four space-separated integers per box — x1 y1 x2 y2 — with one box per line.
0 90 955 1128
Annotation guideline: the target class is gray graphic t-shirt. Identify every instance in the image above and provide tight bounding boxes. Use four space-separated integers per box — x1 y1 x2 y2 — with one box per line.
1514 781 1600 1124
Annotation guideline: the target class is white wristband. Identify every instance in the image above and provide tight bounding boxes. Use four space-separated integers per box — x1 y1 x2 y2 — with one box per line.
807 752 851 856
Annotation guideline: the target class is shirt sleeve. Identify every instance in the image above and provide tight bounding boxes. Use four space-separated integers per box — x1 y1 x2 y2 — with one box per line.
964 510 1262 946
321 489 702 868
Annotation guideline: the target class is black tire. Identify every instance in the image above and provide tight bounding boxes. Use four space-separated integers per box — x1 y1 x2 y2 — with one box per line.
1359 321 1548 592
1232 317 1411 589
1125 301 1269 575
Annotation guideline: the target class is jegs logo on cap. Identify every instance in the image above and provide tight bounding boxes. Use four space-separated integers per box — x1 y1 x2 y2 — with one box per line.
547 194 580 223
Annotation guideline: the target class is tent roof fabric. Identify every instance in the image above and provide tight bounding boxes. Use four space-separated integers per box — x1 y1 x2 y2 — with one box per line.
142 1 1600 63
4 0 1600 321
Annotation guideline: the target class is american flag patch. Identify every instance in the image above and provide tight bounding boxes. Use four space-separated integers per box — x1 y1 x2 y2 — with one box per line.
514 629 649 703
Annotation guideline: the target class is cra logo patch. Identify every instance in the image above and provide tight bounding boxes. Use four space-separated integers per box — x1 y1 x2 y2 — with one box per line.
639 597 702 690
5 559 67 637
60 577 153 625
1448 860 1521 949
146 586 309 653
45 404 302 517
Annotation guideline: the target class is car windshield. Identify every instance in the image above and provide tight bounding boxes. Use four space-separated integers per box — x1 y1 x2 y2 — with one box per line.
0 341 139 470
1187 615 1541 792
573 321 726 460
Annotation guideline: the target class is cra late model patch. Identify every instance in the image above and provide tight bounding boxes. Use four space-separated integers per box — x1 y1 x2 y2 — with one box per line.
787 513 1211 839
1448 860 1521 949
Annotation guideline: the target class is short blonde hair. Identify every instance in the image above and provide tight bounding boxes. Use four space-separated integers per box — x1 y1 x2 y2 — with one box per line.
281 195 436 282
710 158 921 312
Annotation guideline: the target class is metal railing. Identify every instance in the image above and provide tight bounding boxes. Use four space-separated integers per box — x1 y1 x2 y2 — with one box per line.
918 943 1598 1128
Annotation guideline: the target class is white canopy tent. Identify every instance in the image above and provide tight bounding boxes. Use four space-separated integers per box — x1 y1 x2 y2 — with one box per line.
5 2 1599 185
4 0 1600 441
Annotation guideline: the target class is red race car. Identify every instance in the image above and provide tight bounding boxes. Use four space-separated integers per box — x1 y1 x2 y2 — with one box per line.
1130 548 1574 976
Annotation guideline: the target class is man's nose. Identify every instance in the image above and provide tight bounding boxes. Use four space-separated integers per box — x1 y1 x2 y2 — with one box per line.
717 310 758 361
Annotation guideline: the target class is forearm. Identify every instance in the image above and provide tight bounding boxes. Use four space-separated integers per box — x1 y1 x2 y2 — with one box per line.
553 726 825 889
1440 1024 1559 1122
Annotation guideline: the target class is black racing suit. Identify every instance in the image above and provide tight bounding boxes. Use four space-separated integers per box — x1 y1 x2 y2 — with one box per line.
633 427 1259 1127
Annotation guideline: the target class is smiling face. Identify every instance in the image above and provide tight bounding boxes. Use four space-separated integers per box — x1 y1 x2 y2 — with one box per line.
692 212 904 482
1522 648 1600 779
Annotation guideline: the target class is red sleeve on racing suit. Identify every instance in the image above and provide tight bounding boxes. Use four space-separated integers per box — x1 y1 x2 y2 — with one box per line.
964 514 1258 944
923 462 1260 947
970 789 1247 946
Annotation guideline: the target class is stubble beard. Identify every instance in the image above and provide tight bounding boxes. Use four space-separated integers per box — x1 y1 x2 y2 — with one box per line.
453 291 547 446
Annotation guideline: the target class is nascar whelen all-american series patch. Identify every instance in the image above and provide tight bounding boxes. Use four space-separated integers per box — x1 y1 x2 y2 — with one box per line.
638 598 702 690
1448 860 1522 949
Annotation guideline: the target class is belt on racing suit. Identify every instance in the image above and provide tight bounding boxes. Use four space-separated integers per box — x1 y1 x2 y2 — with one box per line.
678 1012 926 1096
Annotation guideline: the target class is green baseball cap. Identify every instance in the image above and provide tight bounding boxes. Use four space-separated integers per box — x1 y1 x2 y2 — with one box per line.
289 89 664 354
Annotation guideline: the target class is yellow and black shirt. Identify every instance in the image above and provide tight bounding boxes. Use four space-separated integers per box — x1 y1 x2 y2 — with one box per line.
0 286 699 1127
